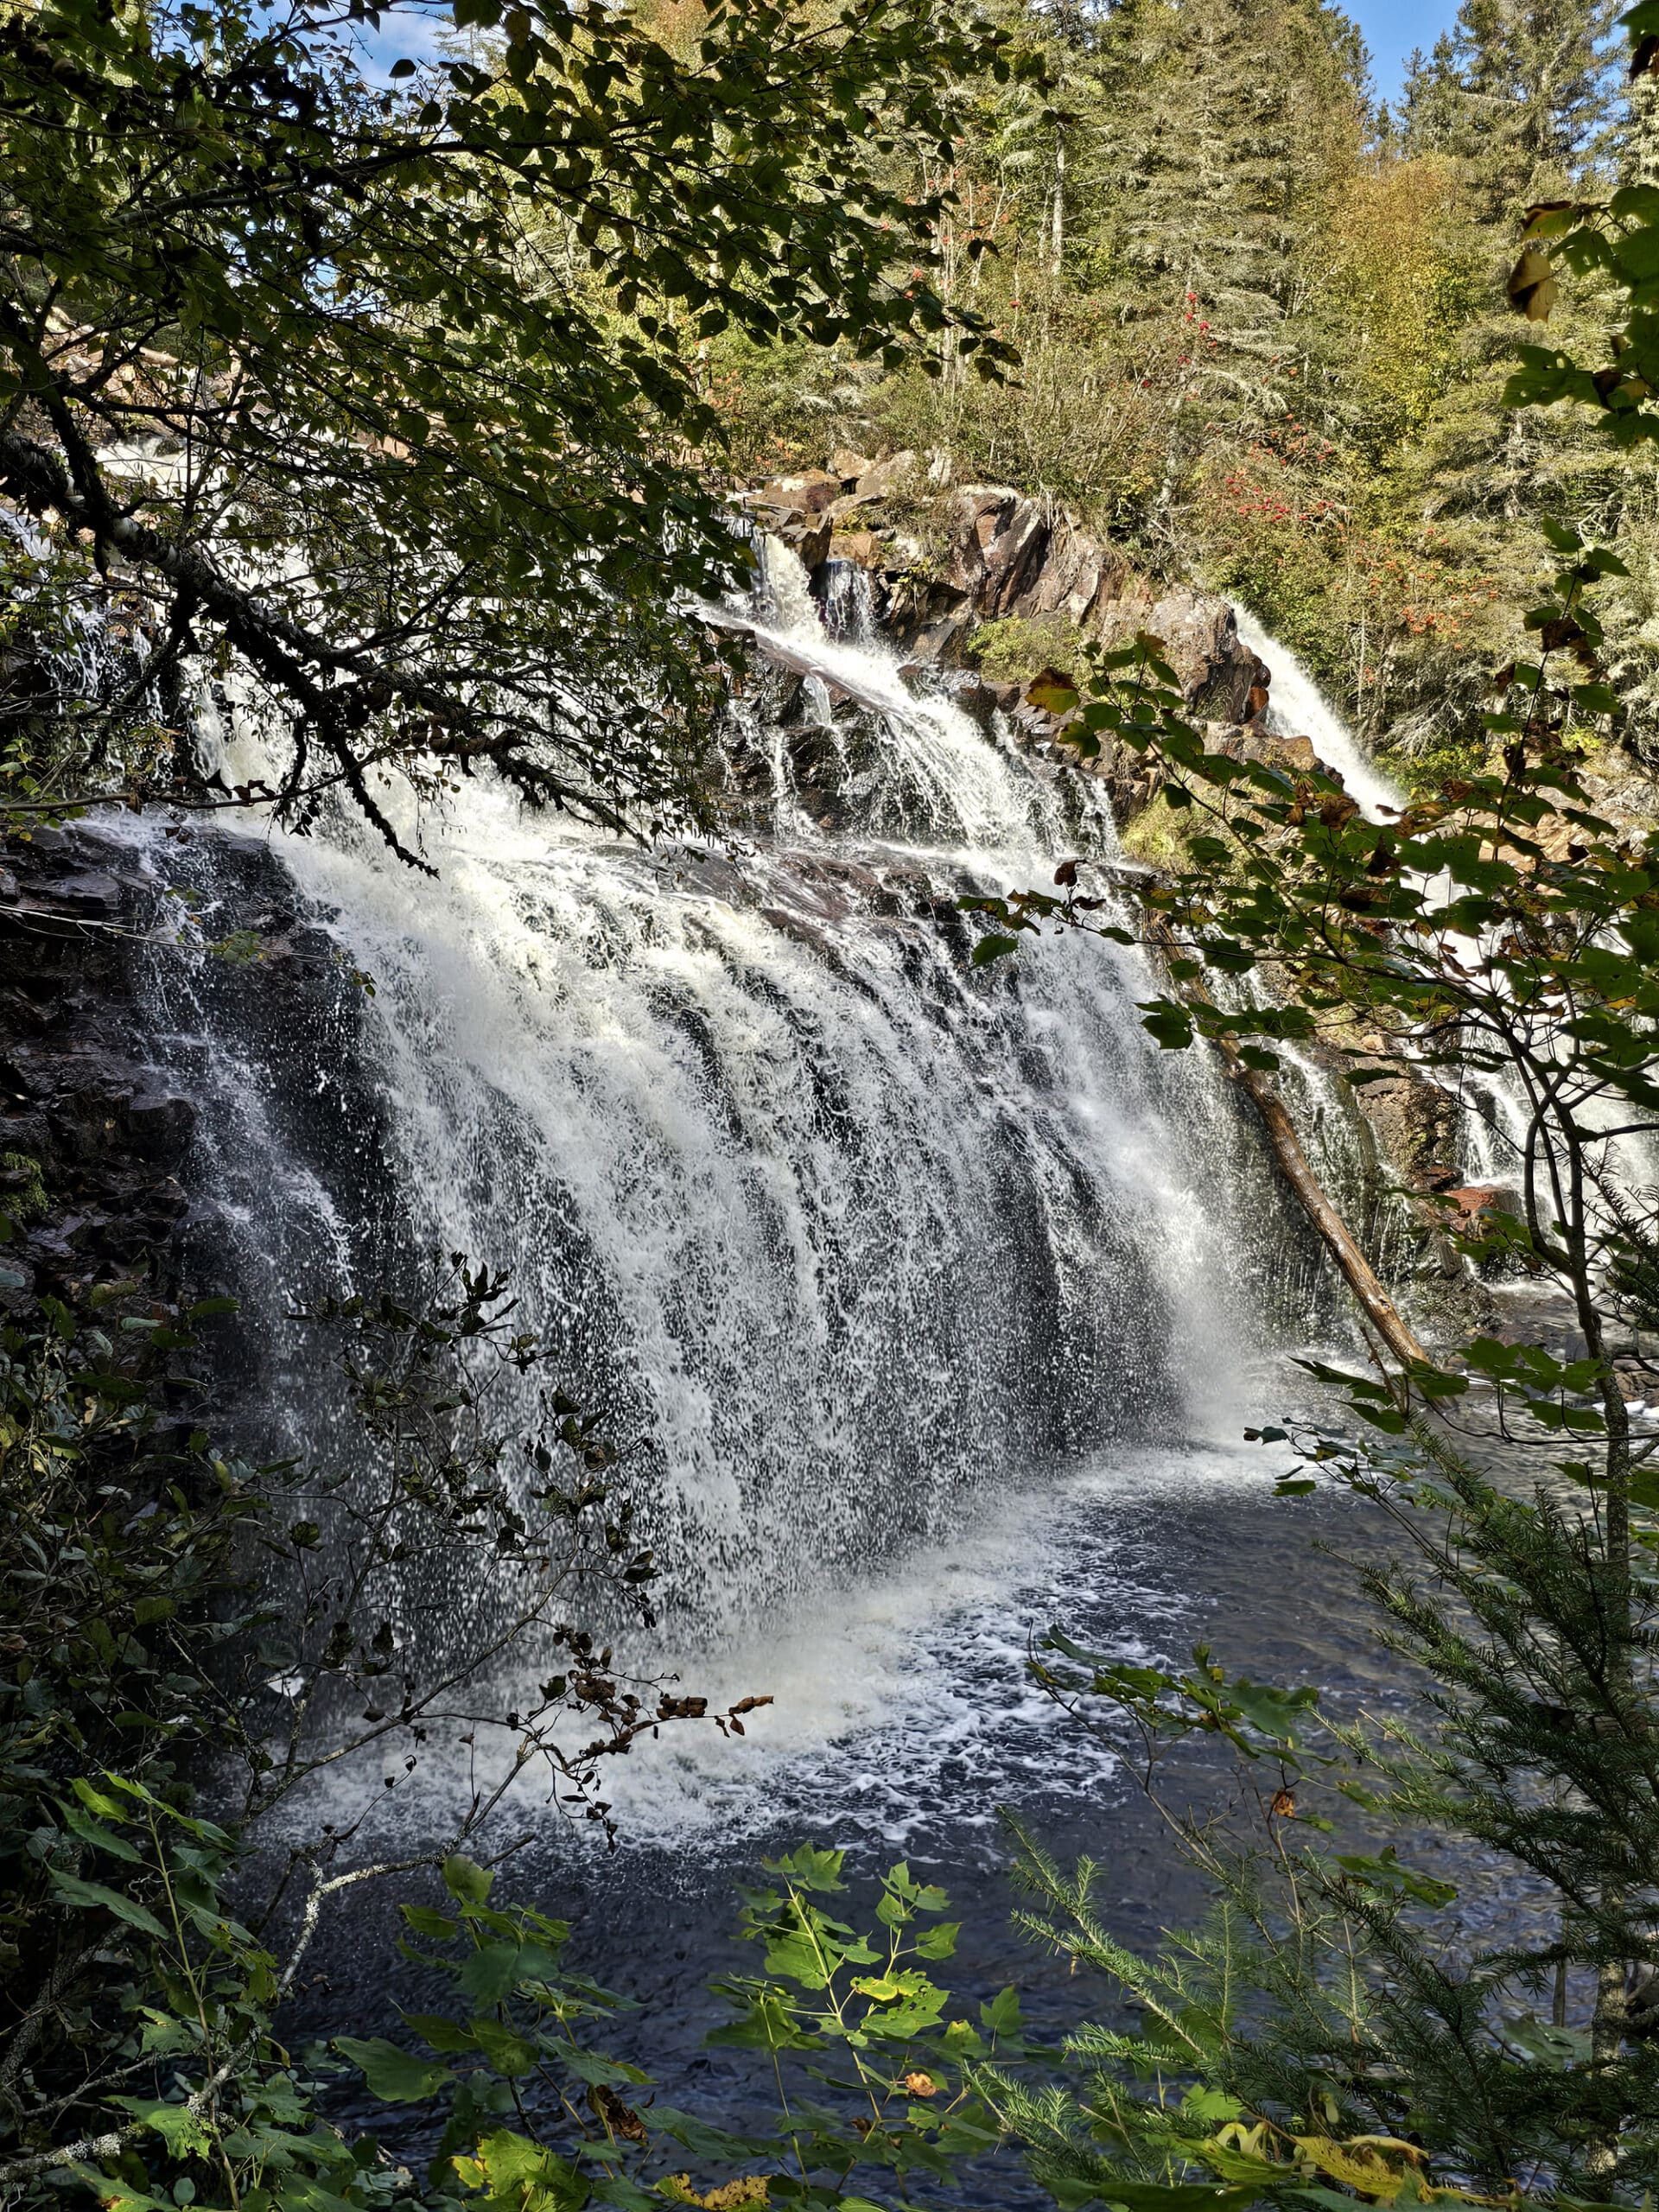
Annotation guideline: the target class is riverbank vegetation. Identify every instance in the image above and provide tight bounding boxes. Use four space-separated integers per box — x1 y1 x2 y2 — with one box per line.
3 0 1659 2209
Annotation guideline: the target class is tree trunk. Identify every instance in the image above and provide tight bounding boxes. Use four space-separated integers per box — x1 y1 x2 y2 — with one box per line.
1217 1044 1430 1369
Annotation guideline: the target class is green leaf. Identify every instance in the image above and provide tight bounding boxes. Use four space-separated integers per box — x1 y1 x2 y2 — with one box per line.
459 1941 527 2003
400 1904 458 1939
1333 1847 1458 1909
334 2037 455 2102
467 2018 542 2076
47 1867 168 1939
60 1802 144 1863
1027 670 1080 715
111 2099 213 2158
972 932 1020 967
1075 2185 1267 2212
442 1852 493 1904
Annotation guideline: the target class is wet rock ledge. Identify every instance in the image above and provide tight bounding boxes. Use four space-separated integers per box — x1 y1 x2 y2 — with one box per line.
0 825 194 1302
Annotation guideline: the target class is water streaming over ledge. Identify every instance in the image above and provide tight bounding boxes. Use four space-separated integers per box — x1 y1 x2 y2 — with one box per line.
130 555 1357 1846
1229 602 1404 824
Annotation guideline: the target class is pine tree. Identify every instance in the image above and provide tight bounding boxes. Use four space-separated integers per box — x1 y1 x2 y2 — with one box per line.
1075 0 1365 541
1395 34 1475 153
1404 0 1623 213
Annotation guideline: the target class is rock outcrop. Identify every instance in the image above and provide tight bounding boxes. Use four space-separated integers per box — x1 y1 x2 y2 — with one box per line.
742 464 1270 729
0 825 194 1301
939 486 1268 722
739 466 1287 820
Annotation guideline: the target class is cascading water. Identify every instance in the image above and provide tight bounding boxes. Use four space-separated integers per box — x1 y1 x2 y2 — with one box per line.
1230 602 1402 823
127 552 1342 1851
1226 609 1657 1203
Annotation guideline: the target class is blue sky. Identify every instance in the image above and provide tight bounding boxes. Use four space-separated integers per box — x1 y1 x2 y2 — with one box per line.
1352 0 1459 104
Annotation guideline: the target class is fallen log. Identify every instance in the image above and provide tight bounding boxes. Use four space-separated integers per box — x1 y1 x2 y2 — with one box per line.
1215 1037 1429 1369
1140 912 1429 1369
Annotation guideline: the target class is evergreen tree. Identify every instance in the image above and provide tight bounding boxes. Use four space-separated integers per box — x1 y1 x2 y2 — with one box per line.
1075 0 1365 540
1395 34 1475 154
1404 0 1622 213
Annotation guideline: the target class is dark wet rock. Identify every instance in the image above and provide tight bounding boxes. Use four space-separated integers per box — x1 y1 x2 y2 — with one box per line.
43 870 123 917
1350 1063 1461 1194
950 677 1009 729
0 829 200 1303
126 1090 198 1162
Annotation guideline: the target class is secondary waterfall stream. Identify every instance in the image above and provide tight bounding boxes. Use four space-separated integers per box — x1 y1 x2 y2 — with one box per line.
130 550 1352 1859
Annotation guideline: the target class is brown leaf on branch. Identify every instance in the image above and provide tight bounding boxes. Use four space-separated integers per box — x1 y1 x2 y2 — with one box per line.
1507 245 1558 321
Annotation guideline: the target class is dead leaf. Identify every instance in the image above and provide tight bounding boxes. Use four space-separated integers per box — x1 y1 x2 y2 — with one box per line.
588 2084 648 2145
1507 245 1558 321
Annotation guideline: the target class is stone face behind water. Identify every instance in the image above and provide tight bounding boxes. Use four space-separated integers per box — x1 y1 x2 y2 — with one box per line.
747 467 1268 727
0 830 197 1300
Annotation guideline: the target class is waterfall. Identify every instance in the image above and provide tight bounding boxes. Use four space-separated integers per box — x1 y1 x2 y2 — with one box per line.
1231 611 1659 1209
127 556 1334 1844
1230 602 1402 823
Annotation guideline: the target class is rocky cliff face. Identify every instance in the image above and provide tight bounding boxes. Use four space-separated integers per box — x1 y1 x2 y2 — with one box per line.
742 456 1300 830
0 825 196 1304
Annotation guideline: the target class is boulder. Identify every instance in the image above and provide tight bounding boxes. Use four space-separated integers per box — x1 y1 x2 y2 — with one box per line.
830 447 875 486
854 449 918 501
1444 1184 1505 1222
830 529 882 566
125 1090 198 1162
946 486 1135 630
43 870 122 918
761 467 840 516
760 512 831 569
905 615 971 664
1205 721 1319 778
827 491 882 524
950 677 1015 729
1348 1064 1461 1192
738 467 1275 766
949 486 1052 617
1094 588 1256 711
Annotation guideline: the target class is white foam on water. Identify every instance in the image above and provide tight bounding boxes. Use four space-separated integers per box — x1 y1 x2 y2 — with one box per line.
260 1429 1282 1859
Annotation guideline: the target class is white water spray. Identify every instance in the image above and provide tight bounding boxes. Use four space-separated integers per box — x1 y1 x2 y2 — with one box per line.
130 563 1348 1847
